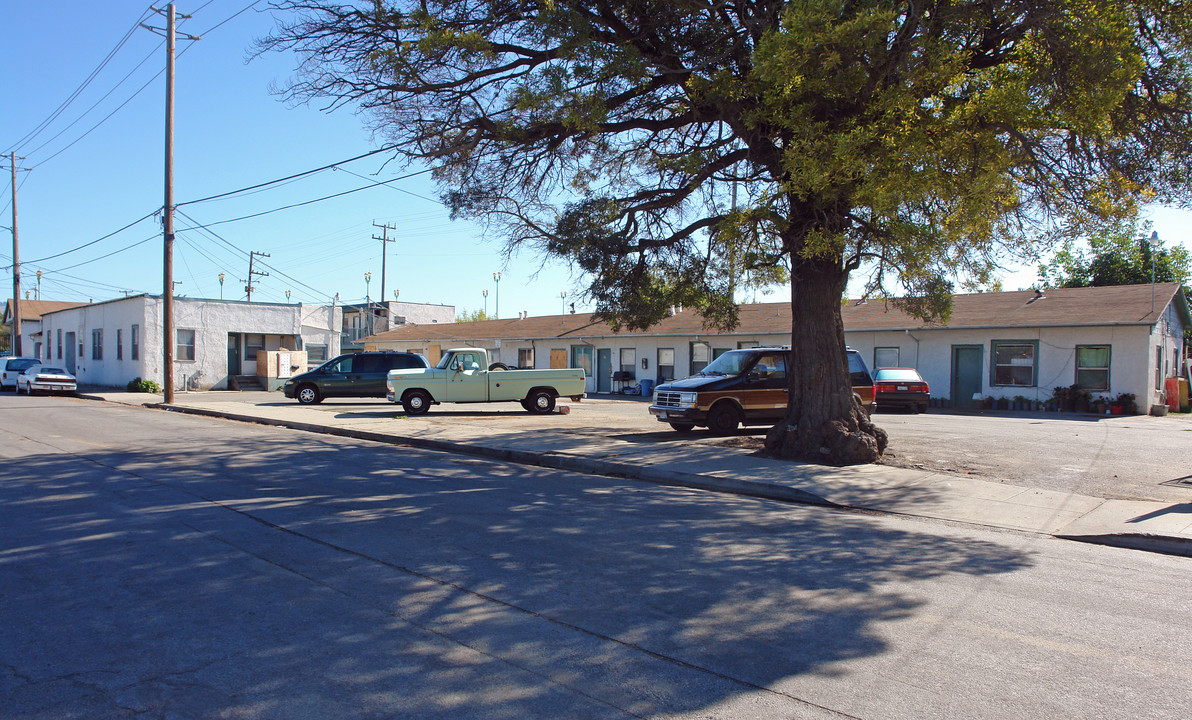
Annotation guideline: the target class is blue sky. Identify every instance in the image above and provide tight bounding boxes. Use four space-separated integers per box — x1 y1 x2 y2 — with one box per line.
3 2 1190 319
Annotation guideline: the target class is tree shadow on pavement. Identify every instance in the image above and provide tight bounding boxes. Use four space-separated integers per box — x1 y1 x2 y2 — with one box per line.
1 431 1034 719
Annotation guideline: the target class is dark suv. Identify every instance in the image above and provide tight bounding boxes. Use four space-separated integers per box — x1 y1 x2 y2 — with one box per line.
284 351 429 404
648 347 875 434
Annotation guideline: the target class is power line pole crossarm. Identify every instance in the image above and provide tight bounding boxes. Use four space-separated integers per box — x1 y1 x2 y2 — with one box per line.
246 251 270 302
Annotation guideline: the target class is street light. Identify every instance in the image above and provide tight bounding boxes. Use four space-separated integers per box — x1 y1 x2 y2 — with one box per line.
218 272 225 300
560 290 567 315
493 272 501 319
482 288 489 316
364 272 373 335
285 289 292 303
393 289 399 301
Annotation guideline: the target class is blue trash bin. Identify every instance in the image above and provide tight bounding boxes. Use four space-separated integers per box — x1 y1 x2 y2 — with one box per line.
640 379 653 397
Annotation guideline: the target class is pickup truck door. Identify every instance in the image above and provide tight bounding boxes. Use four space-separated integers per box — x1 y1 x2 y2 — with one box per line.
444 351 490 402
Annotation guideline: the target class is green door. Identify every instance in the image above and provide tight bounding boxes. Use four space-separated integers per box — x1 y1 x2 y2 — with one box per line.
596 349 612 393
951 345 983 409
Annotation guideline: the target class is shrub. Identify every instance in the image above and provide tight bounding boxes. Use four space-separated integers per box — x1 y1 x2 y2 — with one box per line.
127 377 162 393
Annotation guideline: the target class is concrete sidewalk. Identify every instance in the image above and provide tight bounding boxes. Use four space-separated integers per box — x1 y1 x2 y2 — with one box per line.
80 390 1192 557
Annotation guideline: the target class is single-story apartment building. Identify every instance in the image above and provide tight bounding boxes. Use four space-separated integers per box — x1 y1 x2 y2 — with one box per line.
359 283 1190 411
4 299 89 358
34 294 342 391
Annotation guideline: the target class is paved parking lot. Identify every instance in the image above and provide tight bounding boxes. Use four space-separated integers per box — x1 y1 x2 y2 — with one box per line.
170 391 1192 503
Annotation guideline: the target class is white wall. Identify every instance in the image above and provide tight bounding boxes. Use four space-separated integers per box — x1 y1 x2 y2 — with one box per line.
39 297 342 391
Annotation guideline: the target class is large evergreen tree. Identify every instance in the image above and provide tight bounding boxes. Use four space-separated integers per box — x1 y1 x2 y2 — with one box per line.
262 1 1192 464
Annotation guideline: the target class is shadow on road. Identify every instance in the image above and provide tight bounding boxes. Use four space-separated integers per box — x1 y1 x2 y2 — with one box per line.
2 432 1035 718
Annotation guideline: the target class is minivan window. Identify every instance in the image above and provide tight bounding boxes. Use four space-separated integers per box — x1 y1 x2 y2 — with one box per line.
353 355 382 373
325 355 353 373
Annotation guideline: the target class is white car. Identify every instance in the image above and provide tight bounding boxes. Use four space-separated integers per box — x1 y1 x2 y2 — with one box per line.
1 356 40 391
16 364 78 395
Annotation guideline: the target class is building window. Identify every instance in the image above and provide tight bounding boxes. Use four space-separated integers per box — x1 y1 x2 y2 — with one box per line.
307 344 328 364
57 329 62 359
177 329 196 362
245 333 265 361
657 348 675 382
91 329 103 360
518 347 534 368
117 329 123 361
1075 345 1110 391
572 346 593 377
874 347 900 368
619 348 636 376
690 341 711 374
992 341 1036 387
131 325 139 361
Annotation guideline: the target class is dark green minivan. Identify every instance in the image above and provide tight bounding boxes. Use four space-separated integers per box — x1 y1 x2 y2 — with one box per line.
283 351 429 404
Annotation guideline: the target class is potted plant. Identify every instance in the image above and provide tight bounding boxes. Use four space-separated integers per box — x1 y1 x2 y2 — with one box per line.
1013 394 1029 411
1114 392 1137 415
1092 395 1109 414
983 396 995 410
1052 386 1071 412
1071 385 1091 413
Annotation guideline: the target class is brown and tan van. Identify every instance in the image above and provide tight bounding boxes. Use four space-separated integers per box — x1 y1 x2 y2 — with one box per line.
648 347 875 434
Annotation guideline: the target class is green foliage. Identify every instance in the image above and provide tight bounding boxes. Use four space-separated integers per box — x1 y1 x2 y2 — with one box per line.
126 377 162 394
1039 219 1191 289
455 308 493 323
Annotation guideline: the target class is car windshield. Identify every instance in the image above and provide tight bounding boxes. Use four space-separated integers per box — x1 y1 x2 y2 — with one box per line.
38 367 67 375
875 368 921 382
699 350 754 376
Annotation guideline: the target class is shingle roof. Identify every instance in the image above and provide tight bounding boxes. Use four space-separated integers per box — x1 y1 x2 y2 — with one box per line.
361 283 1189 343
4 299 90 323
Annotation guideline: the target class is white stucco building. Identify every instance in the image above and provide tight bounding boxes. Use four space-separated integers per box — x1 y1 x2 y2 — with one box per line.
34 295 341 391
360 283 1190 412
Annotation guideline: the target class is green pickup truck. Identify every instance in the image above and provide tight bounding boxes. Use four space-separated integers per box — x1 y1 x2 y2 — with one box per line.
386 347 586 415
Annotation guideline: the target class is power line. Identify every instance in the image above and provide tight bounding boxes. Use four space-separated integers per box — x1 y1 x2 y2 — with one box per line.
176 144 402 207
5 7 153 155
8 211 157 268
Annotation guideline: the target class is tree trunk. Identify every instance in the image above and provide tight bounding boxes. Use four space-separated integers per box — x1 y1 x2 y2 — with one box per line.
764 257 888 465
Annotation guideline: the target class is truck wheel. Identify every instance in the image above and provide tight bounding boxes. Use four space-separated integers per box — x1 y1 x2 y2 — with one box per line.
526 389 556 414
488 362 509 371
669 422 695 433
296 384 322 405
707 403 740 435
402 389 432 415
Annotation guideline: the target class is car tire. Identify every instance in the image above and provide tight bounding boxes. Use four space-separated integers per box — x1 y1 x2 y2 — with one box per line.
669 422 696 433
402 389 433 415
707 402 740 435
918 404 928 414
296 384 322 405
488 362 509 371
526 389 556 414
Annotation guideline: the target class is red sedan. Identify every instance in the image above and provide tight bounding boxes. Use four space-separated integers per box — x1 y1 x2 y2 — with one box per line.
873 367 930 413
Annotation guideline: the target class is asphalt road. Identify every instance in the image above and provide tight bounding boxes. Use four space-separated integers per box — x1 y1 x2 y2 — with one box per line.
2 394 1191 719
202 391 1192 503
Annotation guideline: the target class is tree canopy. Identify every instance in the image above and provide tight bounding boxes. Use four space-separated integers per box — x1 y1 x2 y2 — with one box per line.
1039 220 1191 289
262 1 1192 463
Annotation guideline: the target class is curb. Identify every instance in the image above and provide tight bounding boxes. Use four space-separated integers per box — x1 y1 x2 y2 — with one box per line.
82 394 1192 557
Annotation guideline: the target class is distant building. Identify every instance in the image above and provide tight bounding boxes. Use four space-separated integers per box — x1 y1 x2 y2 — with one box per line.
4 299 89 357
340 300 455 352
361 283 1190 411
37 295 341 391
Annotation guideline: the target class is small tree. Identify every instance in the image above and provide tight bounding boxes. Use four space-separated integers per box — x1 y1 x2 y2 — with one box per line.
1040 220 1192 290
456 308 494 323
263 1 1192 464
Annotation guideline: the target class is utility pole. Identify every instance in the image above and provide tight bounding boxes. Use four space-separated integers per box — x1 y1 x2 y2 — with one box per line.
143 3 198 404
8 152 22 356
246 251 270 302
372 221 396 329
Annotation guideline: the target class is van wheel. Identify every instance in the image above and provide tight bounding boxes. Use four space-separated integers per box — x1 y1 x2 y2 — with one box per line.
402 390 432 415
296 384 321 405
669 422 695 433
526 389 556 414
707 403 740 435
